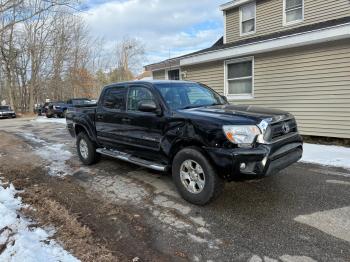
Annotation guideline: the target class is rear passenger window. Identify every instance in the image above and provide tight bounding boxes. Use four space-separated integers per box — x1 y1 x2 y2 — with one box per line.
103 87 126 111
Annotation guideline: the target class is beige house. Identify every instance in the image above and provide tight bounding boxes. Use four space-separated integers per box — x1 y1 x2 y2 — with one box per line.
145 0 350 139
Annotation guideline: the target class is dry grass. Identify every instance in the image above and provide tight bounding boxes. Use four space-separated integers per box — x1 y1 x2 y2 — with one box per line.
22 189 118 261
21 188 119 262
16 112 36 118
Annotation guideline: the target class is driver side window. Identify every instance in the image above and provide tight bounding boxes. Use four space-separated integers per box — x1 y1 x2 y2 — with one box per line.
127 86 155 112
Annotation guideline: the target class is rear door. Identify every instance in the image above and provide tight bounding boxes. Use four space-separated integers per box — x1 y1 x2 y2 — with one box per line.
95 85 128 148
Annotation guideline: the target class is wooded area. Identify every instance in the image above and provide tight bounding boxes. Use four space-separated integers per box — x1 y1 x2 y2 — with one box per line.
0 0 145 112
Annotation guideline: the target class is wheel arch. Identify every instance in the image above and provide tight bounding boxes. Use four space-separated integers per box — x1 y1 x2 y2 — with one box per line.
74 123 97 144
169 139 215 169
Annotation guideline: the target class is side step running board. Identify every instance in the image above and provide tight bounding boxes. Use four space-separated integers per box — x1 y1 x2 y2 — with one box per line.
96 148 166 171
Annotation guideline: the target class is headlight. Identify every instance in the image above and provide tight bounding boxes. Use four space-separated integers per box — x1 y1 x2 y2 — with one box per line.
223 125 261 146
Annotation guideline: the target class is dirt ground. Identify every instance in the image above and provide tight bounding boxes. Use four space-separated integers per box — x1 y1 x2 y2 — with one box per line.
0 132 171 261
0 117 350 262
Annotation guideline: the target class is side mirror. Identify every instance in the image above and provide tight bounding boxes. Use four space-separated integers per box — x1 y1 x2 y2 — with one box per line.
104 99 114 108
221 95 228 103
138 100 158 112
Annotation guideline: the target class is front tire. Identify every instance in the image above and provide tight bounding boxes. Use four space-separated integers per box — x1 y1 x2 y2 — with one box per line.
172 147 224 205
76 132 100 165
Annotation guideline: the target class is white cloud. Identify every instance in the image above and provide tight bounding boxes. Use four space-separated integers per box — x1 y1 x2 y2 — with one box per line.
82 0 224 68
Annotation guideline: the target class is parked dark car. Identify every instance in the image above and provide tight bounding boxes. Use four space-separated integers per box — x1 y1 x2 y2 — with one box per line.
67 81 303 205
46 98 93 118
46 102 67 118
0 105 16 119
37 102 50 116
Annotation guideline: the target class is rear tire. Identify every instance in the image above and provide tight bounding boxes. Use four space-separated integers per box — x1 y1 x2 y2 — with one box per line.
172 147 224 205
76 132 100 165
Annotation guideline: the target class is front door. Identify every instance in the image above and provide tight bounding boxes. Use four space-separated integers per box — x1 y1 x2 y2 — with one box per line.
123 84 165 161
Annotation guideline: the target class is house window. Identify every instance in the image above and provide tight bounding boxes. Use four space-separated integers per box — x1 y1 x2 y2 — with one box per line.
284 0 304 25
240 2 256 35
167 69 180 80
226 58 254 99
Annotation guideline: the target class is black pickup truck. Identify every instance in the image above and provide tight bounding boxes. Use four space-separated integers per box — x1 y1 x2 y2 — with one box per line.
67 80 303 205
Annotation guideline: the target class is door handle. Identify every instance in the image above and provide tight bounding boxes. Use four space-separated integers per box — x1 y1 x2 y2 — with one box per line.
97 114 103 120
122 118 131 123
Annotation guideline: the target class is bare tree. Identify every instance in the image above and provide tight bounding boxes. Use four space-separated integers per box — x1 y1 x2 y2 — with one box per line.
115 37 145 81
0 2 148 112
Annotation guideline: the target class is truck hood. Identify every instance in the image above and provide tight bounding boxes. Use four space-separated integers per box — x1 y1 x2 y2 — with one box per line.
178 104 291 124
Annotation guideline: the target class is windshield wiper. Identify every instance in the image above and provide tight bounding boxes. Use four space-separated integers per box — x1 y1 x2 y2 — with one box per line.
182 103 223 110
208 103 223 106
181 105 203 110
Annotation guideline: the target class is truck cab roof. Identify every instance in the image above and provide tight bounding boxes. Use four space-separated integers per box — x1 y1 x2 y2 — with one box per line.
104 80 197 88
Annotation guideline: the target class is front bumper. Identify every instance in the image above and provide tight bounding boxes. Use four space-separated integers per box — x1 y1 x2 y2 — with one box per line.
205 133 303 180
0 113 16 118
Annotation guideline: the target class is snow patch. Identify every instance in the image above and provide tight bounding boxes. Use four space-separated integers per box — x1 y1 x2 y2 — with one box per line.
0 179 79 262
36 144 73 176
301 143 350 169
326 180 350 186
294 206 350 242
280 255 317 262
21 133 72 177
187 233 208 244
249 255 316 262
21 133 46 144
32 116 66 125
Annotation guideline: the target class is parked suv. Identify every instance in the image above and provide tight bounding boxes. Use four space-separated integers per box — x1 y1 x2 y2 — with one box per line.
67 81 303 205
46 102 67 118
46 98 93 118
0 105 16 119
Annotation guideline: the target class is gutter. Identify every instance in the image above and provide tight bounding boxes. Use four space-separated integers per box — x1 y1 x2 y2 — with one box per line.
180 22 350 66
220 0 255 11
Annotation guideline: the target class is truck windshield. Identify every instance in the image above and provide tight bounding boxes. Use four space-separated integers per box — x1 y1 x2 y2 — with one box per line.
154 82 226 110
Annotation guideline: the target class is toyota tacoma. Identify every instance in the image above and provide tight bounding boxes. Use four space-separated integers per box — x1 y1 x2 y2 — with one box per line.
67 81 303 205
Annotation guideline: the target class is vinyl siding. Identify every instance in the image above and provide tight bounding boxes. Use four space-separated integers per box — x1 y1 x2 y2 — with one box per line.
182 61 225 94
182 40 350 139
152 70 166 80
225 0 350 43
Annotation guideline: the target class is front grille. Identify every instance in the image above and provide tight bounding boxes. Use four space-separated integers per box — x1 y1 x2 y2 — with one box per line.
264 118 298 142
271 118 298 139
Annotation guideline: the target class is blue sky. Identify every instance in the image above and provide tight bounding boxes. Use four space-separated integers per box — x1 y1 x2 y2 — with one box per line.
82 0 226 70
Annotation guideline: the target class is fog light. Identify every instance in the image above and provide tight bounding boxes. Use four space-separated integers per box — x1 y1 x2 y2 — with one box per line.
240 163 247 170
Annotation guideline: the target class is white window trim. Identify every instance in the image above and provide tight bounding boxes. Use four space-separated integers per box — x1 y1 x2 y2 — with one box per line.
240 2 256 36
283 0 304 27
224 57 254 100
165 67 182 80
223 11 227 44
